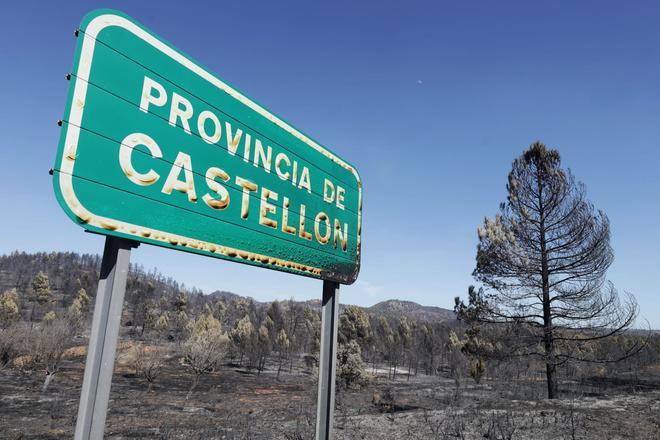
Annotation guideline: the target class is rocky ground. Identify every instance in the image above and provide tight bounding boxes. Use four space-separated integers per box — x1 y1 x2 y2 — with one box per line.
1 342 659 439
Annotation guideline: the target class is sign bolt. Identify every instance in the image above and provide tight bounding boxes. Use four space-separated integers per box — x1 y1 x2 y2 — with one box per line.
74 29 79 37
57 120 63 127
66 74 71 81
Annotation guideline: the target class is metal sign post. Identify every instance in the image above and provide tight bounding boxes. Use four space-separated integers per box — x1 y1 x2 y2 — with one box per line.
315 281 340 440
75 236 137 440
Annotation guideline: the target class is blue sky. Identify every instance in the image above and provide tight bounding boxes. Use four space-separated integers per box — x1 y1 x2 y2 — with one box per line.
1 1 659 326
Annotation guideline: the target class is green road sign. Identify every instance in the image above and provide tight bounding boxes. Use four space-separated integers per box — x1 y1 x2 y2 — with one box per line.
53 10 362 284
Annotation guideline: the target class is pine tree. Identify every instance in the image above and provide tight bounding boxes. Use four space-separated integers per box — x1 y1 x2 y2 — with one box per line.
0 289 20 327
337 340 368 389
255 322 271 374
32 271 51 305
181 310 226 399
229 315 254 367
456 142 639 399
275 329 290 378
67 298 84 331
30 271 51 323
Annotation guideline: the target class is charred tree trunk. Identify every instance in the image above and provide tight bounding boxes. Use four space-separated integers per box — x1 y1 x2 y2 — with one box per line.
538 167 558 399
186 375 199 400
42 370 55 393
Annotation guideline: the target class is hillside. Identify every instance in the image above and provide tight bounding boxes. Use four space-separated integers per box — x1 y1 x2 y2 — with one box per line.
0 251 456 325
367 299 455 322
206 290 245 303
205 293 456 323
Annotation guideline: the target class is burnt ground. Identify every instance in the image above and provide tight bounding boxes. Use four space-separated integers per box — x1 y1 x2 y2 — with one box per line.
1 342 659 439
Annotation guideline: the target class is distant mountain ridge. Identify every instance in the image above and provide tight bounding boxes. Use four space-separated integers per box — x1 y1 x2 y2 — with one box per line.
0 251 456 325
367 299 456 322
207 290 456 323
206 290 245 303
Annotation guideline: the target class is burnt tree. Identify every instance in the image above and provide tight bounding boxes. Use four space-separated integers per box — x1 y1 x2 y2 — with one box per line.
457 142 639 399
